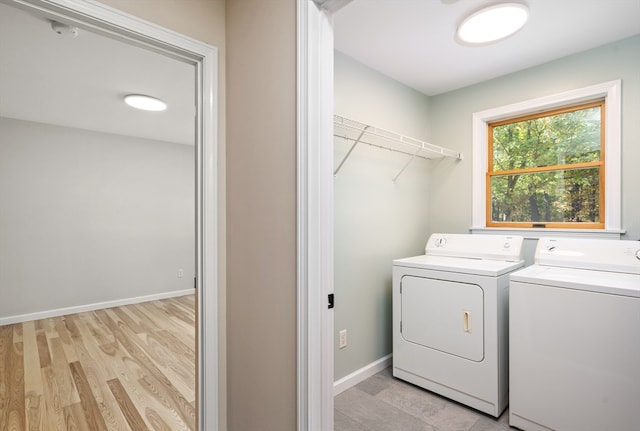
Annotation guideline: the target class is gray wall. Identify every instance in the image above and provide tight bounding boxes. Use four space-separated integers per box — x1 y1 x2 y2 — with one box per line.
334 51 433 380
334 35 640 380
0 117 194 319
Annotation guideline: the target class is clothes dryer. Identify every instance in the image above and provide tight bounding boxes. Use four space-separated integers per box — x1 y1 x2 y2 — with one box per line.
393 233 525 417
509 237 640 431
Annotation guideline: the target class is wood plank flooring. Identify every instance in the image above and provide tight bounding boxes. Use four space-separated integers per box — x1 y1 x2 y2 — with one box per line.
0 295 196 431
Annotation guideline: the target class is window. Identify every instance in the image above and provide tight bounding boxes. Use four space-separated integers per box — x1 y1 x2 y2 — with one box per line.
471 80 621 236
487 101 604 228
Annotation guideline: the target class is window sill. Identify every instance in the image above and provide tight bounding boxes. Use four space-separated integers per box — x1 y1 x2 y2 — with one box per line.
469 227 625 240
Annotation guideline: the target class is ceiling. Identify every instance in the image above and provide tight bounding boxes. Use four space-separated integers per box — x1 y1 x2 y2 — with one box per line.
334 0 640 96
1 1 638 143
0 2 195 145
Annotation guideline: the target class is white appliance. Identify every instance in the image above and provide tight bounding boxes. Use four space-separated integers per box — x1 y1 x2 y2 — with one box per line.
392 233 525 417
509 237 640 431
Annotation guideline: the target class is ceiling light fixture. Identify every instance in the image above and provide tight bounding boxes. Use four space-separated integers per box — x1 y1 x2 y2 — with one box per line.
456 3 529 45
124 94 167 111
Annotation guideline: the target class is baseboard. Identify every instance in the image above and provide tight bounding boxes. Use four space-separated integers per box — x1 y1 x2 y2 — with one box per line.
333 354 392 396
0 289 194 326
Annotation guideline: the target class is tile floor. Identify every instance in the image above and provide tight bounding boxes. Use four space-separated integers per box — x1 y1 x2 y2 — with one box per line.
335 368 515 431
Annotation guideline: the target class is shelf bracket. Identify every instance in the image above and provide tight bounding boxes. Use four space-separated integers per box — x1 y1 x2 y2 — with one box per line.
334 125 369 176
392 146 421 183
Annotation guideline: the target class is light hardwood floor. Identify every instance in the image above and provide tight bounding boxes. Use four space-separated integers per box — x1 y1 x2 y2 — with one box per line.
0 295 196 431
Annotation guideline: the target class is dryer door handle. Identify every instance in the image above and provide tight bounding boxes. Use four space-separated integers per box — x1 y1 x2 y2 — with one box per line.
463 311 472 333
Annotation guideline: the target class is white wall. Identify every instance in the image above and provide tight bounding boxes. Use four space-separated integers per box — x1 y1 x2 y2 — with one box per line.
334 51 435 380
0 117 194 320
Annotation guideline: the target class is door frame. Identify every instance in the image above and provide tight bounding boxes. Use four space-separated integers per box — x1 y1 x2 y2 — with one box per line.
1 0 220 429
296 1 336 429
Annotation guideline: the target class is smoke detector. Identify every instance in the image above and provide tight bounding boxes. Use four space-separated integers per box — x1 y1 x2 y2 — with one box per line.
51 21 79 38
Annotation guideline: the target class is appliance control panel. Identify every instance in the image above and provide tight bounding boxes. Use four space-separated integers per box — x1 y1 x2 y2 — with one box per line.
536 237 640 274
425 233 524 261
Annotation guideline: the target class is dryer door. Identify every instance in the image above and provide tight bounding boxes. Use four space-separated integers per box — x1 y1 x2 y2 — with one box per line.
400 275 484 361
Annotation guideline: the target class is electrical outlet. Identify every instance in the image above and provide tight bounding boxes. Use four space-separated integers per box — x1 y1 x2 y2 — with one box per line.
177 268 184 278
339 329 347 349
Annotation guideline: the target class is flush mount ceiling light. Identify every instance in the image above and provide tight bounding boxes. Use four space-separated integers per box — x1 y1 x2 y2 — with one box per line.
456 3 529 45
123 94 167 111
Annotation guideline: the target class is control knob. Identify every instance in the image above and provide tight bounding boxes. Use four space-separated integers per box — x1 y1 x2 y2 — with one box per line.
435 238 446 247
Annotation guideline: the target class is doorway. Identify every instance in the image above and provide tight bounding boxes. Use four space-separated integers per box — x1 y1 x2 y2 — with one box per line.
0 0 219 429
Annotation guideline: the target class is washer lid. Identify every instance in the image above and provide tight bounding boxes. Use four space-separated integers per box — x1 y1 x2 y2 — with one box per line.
510 264 640 297
393 254 525 277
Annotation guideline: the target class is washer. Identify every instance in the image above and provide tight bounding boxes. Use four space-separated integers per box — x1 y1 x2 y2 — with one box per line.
393 233 525 417
509 237 640 431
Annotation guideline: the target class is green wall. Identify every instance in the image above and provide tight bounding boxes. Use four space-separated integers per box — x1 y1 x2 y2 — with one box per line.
334 51 433 380
429 35 640 241
333 35 640 382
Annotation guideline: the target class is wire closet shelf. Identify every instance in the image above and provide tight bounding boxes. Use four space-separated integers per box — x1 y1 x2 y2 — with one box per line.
334 115 463 181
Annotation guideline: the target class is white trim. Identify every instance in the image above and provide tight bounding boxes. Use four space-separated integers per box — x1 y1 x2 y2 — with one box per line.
472 80 622 234
297 1 335 430
470 227 624 240
333 354 392 396
0 289 195 326
1 1 219 430
313 0 352 13
197 29 220 431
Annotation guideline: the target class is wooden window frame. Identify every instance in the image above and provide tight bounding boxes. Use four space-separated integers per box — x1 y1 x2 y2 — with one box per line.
486 100 606 229
470 80 622 238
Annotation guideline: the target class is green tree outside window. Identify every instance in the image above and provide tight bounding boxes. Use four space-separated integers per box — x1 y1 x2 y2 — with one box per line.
487 100 604 228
